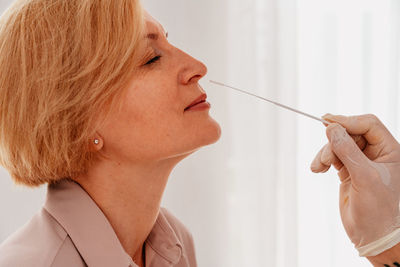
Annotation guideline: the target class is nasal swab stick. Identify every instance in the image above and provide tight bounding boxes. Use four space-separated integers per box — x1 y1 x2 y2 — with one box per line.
209 80 329 125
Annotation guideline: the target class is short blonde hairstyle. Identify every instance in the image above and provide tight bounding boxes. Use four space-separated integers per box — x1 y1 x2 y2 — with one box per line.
0 0 145 186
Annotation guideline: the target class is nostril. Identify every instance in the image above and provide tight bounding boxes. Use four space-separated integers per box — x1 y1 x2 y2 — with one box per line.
189 74 202 83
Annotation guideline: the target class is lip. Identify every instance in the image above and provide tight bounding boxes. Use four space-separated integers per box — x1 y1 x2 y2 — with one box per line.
184 93 208 111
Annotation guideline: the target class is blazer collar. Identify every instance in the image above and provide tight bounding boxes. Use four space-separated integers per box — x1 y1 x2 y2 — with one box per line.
145 209 183 265
44 179 182 267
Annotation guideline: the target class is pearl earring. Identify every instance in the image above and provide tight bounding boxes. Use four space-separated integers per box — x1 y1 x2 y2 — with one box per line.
94 139 100 145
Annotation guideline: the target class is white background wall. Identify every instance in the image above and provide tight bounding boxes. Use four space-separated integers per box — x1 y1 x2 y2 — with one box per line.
1 0 399 266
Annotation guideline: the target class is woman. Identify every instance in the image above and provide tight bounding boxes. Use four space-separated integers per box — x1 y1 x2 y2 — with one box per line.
2 1 400 267
0 0 220 266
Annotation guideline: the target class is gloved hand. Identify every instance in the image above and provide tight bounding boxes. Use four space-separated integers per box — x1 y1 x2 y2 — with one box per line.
311 114 400 257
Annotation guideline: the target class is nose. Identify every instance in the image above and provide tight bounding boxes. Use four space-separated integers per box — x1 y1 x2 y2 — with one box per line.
177 49 208 85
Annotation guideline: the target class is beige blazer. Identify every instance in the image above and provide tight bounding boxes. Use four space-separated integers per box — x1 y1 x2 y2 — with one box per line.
0 180 197 267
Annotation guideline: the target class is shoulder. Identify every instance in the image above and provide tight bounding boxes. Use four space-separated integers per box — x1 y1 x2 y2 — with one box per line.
0 208 84 267
159 207 196 250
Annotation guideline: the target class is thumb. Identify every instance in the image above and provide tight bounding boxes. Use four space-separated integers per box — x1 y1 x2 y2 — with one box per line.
326 123 372 175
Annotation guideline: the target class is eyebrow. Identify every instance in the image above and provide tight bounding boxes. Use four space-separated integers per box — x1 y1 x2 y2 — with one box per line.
146 31 169 40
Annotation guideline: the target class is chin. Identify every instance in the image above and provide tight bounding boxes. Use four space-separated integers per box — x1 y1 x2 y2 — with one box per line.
208 118 222 144
198 117 222 146
171 117 221 160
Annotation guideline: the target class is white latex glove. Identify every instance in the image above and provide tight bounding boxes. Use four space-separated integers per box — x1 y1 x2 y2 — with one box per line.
311 114 400 257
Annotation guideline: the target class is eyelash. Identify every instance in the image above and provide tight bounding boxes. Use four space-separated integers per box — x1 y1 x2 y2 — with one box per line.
145 55 161 65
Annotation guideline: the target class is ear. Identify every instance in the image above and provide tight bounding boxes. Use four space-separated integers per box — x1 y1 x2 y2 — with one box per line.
89 133 104 152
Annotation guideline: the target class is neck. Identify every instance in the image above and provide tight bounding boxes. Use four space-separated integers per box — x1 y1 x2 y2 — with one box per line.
73 158 180 265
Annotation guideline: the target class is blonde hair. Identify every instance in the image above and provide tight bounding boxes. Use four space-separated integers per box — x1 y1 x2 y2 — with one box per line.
0 0 145 186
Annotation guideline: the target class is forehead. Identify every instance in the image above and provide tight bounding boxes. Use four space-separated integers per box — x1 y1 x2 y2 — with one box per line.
144 11 166 35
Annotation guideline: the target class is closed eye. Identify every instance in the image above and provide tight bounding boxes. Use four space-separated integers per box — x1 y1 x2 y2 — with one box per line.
145 56 161 65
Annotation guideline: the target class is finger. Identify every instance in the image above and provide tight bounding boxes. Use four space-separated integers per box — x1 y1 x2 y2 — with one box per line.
311 144 331 173
322 114 398 147
332 160 344 171
352 134 368 152
326 123 372 177
311 135 366 174
321 143 342 170
333 135 365 171
319 135 365 171
337 165 350 182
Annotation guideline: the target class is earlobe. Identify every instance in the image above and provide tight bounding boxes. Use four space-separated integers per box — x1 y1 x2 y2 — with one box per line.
90 136 103 151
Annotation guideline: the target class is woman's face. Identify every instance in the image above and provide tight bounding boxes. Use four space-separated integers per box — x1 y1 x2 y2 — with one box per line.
97 11 221 164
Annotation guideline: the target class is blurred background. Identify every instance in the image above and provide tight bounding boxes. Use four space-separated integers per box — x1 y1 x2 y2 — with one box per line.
1 0 399 266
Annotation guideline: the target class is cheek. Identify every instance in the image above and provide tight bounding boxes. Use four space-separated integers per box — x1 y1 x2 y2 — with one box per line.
118 91 184 144
100 78 195 159
100 106 183 162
